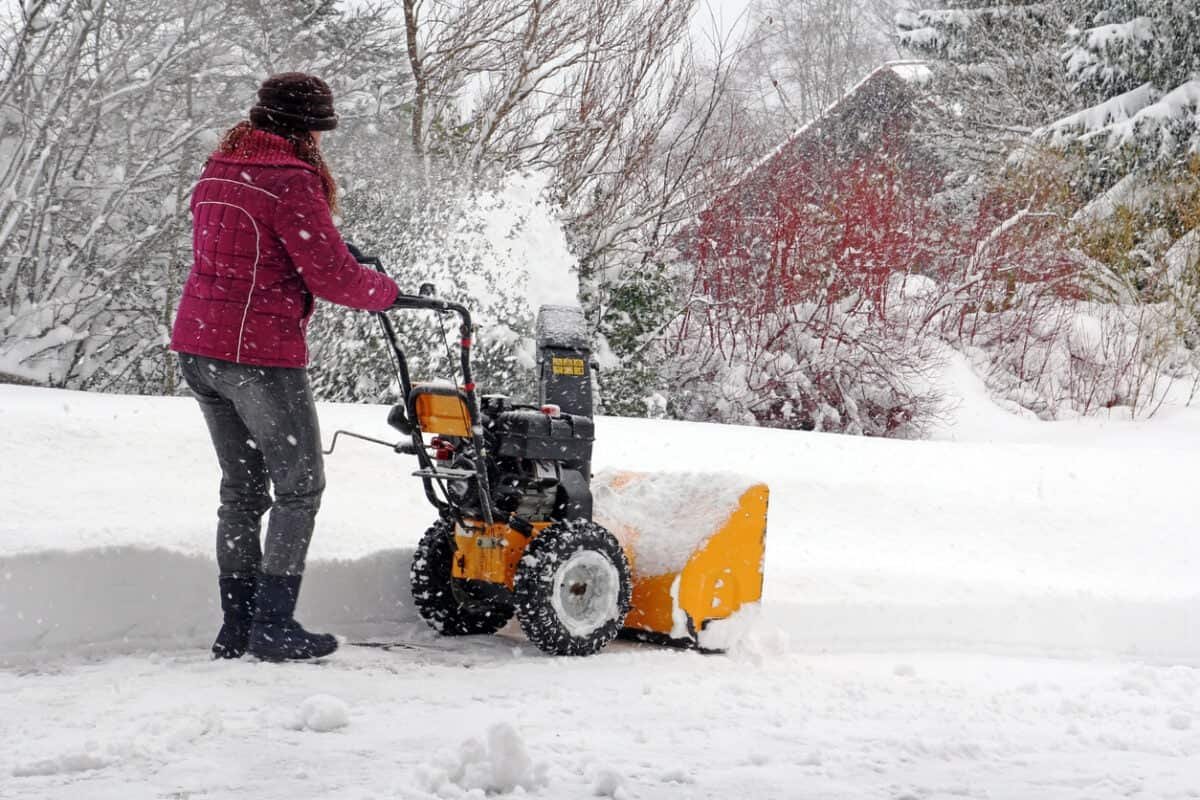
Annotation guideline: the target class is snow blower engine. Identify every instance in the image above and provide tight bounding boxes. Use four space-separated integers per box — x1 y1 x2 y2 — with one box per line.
327 247 768 656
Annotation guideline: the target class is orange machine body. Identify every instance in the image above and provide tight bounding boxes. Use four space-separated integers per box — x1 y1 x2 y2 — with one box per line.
412 385 473 438
447 478 768 650
451 520 552 587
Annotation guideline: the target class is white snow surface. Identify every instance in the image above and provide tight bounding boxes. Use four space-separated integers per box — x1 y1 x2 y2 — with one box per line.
1042 82 1160 141
1083 17 1154 52
416 722 548 796
2 364 1200 798
1105 80 1200 150
1166 227 1200 284
1043 78 1200 156
285 694 350 733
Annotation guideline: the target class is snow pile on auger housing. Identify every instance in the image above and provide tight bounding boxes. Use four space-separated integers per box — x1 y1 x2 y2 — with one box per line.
592 469 769 649
593 470 758 576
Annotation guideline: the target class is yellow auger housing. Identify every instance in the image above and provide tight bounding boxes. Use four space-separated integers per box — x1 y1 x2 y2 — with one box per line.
436 471 768 653
594 471 768 650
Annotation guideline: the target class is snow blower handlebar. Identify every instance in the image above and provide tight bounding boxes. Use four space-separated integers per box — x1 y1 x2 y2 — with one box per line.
343 244 496 526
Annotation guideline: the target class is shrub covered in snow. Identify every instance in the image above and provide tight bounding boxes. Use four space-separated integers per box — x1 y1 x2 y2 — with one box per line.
669 300 942 436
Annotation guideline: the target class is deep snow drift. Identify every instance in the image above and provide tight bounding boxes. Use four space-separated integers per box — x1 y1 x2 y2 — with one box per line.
2 362 1199 798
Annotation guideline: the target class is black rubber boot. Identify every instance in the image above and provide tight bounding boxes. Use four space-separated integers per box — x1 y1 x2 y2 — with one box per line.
248 573 338 661
212 574 256 659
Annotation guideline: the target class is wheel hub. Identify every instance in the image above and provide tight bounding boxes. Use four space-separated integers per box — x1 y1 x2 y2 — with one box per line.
549 550 620 637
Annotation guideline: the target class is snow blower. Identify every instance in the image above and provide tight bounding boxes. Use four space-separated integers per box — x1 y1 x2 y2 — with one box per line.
325 248 768 655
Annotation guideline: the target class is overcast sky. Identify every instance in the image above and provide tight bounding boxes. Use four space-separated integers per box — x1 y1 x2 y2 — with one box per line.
691 0 755 49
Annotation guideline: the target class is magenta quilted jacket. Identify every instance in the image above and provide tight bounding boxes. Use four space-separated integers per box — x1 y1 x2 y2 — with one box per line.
170 129 398 368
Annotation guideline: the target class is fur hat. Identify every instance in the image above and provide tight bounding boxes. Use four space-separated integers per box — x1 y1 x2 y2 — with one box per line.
250 73 338 132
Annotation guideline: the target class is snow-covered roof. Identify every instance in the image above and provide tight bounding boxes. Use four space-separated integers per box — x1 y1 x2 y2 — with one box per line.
718 60 933 204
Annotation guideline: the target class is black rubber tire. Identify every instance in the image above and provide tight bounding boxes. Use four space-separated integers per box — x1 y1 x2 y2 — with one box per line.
514 520 632 656
410 520 513 636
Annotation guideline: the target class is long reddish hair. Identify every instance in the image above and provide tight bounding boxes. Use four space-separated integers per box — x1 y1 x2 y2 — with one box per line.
218 121 339 213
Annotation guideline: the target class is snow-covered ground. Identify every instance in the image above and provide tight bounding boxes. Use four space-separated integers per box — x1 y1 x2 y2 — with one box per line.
2 357 1199 799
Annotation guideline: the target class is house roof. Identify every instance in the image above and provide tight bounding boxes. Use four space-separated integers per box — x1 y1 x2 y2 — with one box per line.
718 60 935 204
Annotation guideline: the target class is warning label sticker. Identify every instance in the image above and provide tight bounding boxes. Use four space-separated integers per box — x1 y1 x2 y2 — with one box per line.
551 356 586 376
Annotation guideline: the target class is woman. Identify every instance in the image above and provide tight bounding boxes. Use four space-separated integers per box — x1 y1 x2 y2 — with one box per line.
171 73 399 661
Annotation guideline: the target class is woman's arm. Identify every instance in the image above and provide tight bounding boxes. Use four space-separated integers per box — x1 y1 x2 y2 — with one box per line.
274 171 399 311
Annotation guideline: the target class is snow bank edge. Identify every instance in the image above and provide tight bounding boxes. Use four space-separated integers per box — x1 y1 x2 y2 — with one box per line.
0 546 420 664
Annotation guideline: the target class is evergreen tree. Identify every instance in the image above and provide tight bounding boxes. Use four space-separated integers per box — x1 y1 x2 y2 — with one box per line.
1050 0 1200 164
899 0 1200 391
895 1 1077 224
897 1 1075 134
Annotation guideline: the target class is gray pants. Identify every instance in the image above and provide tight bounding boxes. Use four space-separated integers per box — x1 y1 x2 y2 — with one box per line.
179 354 325 576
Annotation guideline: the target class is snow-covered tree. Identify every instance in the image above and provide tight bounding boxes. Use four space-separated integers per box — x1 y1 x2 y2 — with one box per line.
1029 0 1200 352
898 1 1200 165
0 0 230 390
895 0 1200 416
897 1 1075 132
318 0 736 413
1044 1 1200 165
0 0 398 392
0 0 747 418
896 1 1077 222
